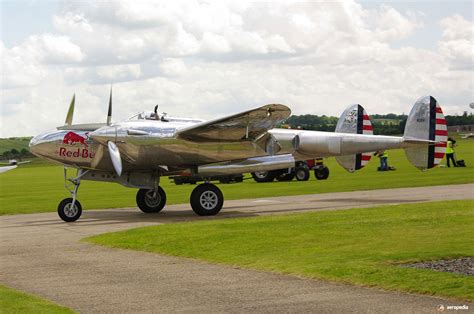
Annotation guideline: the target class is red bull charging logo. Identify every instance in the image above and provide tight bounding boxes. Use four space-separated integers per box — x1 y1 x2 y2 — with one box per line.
63 131 88 147
59 132 95 159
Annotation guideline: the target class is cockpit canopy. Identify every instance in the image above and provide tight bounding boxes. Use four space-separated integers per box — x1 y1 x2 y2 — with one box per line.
128 111 204 124
128 111 160 121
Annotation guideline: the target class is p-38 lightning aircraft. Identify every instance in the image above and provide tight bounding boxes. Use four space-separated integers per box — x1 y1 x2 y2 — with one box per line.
30 92 447 222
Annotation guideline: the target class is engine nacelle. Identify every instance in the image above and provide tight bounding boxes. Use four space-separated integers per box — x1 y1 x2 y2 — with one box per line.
295 132 342 156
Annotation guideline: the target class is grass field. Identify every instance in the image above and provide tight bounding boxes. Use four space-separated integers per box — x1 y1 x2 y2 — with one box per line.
0 285 74 313
0 137 31 154
87 200 474 300
0 138 473 215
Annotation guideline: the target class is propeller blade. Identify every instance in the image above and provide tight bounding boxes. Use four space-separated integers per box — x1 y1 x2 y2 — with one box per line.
65 94 75 126
107 141 122 176
90 145 104 169
107 86 112 125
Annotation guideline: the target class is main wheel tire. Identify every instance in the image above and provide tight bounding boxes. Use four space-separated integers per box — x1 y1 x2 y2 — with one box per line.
251 171 276 183
276 169 295 181
295 167 310 181
314 166 330 180
58 198 82 222
136 187 166 213
190 183 224 216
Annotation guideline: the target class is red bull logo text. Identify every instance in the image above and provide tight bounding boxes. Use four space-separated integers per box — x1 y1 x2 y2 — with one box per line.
59 132 95 159
58 147 95 159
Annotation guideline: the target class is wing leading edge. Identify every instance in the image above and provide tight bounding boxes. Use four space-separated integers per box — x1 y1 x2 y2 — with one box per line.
176 104 291 142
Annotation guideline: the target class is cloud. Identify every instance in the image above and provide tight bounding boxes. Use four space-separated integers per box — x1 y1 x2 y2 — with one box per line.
0 1 472 137
438 15 473 70
0 33 84 91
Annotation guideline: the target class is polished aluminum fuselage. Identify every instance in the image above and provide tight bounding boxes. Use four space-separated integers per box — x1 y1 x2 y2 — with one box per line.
30 114 415 175
30 119 269 173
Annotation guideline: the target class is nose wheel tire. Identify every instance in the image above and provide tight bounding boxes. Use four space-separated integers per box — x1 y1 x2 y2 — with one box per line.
190 183 224 216
137 187 167 213
58 198 82 222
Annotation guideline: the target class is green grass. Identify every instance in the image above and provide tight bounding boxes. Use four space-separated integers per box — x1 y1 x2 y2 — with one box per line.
87 200 474 300
0 137 31 154
0 285 74 313
0 138 473 215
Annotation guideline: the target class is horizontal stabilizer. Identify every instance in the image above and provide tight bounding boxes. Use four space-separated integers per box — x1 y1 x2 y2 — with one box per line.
177 104 290 142
402 137 437 144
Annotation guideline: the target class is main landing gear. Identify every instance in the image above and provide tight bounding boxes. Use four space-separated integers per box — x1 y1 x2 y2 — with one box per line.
57 169 225 222
190 183 224 216
136 187 166 213
135 183 224 216
58 168 88 222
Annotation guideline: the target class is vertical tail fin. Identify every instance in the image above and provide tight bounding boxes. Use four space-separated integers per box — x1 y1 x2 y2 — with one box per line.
404 96 447 170
335 104 373 172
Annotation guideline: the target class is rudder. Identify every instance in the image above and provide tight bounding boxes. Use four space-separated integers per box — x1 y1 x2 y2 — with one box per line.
404 96 447 170
335 104 373 172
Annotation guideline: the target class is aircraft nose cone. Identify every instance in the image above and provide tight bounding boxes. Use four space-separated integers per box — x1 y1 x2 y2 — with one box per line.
29 130 61 158
29 136 40 155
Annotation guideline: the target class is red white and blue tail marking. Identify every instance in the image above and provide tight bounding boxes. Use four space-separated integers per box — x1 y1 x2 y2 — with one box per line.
358 108 373 169
431 101 447 168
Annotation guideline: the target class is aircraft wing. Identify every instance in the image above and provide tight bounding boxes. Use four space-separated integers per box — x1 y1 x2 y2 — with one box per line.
176 104 290 141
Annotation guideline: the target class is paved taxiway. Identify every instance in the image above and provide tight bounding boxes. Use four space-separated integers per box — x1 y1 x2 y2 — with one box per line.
1 184 473 313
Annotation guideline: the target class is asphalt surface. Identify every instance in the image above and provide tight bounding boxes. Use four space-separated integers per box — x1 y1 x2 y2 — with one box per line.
1 184 473 313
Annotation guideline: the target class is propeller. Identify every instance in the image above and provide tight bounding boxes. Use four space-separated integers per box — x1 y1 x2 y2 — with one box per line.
90 86 123 176
64 94 75 125
90 145 104 169
107 86 112 125
105 85 122 175
108 141 122 176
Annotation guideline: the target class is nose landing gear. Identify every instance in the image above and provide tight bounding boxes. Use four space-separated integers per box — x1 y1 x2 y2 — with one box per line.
58 168 88 222
58 198 82 222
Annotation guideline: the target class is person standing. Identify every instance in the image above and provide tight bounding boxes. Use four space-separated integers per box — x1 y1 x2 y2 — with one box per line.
375 150 389 171
445 137 457 167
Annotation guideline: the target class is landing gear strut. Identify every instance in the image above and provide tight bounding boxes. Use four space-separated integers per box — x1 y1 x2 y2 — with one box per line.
58 168 88 222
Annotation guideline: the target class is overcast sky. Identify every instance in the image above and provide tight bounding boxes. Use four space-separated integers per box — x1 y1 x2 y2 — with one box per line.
0 0 472 137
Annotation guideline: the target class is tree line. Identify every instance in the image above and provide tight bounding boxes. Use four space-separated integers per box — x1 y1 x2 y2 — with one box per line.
2 148 34 160
286 111 474 135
